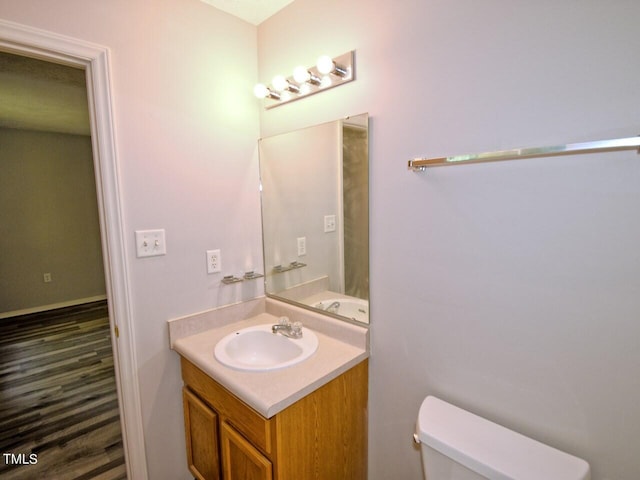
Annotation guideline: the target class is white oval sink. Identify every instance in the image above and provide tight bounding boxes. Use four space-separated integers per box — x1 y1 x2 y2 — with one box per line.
214 324 319 371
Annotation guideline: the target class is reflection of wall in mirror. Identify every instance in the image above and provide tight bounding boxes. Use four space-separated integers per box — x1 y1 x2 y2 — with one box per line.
261 121 342 296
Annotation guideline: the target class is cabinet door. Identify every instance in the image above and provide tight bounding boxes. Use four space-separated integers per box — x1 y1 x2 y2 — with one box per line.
220 421 272 480
183 387 221 480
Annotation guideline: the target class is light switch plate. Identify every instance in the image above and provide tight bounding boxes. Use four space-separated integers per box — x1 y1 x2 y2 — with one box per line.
135 229 166 258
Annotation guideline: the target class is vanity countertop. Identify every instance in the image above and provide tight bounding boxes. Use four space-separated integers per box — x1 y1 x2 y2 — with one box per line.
172 310 368 418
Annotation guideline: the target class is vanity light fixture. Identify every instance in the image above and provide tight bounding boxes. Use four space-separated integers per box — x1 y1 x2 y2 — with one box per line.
272 75 300 94
253 83 280 100
254 50 355 109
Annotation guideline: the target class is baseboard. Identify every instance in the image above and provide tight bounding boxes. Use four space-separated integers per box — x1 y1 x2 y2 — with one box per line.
0 295 108 319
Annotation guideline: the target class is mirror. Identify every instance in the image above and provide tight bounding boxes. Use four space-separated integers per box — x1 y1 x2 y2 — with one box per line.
259 113 369 325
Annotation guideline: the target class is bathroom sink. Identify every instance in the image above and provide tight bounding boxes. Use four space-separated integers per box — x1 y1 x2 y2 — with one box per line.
214 324 319 371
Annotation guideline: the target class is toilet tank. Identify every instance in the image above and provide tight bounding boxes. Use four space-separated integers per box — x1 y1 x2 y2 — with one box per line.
416 396 590 480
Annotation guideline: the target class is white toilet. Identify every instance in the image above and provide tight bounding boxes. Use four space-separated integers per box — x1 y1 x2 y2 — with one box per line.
415 396 591 480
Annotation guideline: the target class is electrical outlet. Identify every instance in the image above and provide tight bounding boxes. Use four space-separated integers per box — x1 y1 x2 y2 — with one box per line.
297 237 307 256
135 229 166 257
206 249 221 274
324 215 336 233
43 273 52 283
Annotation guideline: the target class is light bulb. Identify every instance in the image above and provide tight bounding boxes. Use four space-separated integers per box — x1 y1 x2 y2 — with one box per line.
293 66 311 83
272 74 300 94
316 55 335 75
272 75 288 92
253 83 280 100
320 75 333 88
253 83 269 98
294 65 321 86
299 84 311 95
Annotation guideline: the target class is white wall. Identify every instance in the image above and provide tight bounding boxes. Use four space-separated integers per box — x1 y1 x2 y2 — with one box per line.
258 1 640 479
0 1 260 478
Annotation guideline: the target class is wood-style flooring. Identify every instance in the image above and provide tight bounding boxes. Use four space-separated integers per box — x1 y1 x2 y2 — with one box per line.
0 301 126 479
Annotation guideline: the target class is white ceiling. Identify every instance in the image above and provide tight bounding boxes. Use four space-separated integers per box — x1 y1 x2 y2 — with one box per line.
200 0 294 25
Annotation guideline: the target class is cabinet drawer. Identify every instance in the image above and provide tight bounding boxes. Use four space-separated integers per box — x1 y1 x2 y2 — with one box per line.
181 358 274 455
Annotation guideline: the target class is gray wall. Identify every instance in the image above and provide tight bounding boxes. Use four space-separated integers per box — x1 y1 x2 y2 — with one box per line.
0 128 105 314
257 1 640 479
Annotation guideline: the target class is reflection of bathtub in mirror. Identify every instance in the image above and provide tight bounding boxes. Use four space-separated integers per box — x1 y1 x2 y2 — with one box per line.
312 298 368 324
266 276 369 324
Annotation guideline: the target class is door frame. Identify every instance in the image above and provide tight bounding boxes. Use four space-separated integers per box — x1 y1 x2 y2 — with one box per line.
0 19 148 479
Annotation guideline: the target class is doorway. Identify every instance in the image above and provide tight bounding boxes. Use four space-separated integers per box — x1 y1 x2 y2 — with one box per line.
0 51 126 479
0 50 124 479
0 19 148 479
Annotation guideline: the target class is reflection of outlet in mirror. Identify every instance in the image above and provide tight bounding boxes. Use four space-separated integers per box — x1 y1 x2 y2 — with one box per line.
324 215 336 233
297 237 306 256
135 229 167 258
43 273 52 283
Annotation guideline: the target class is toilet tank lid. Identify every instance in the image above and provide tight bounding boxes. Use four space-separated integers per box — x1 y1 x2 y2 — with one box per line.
416 396 590 480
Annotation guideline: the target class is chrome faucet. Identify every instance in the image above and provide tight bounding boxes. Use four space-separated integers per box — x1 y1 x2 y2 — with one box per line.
271 317 303 339
325 301 341 314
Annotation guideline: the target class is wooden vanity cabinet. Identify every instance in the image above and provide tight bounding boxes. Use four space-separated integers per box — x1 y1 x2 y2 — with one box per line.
180 356 368 480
